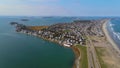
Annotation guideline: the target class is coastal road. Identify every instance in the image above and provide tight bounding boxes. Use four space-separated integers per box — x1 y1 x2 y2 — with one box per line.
87 43 95 68
87 36 101 68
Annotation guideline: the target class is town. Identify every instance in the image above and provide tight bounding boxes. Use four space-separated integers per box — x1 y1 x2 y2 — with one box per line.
10 19 105 47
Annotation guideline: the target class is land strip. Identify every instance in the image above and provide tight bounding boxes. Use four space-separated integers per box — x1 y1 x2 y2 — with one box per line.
76 45 88 68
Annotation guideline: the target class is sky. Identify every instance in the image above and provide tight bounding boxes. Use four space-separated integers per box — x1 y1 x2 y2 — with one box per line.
0 0 120 16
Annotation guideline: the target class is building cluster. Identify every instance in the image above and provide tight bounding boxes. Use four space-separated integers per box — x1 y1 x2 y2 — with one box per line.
11 19 105 47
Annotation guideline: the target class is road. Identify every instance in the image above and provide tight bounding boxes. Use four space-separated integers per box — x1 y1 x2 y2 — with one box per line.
87 36 101 68
87 43 94 68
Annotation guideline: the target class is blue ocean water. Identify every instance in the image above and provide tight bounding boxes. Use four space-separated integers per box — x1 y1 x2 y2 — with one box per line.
108 18 120 48
0 16 76 68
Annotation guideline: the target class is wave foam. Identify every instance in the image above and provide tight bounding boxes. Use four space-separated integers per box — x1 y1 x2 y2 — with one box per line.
109 22 120 41
109 22 115 32
113 32 120 40
109 22 115 27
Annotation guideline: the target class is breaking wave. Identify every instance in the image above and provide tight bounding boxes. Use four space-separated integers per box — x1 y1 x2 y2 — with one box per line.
109 22 120 41
109 22 115 27
109 22 115 32
113 32 120 40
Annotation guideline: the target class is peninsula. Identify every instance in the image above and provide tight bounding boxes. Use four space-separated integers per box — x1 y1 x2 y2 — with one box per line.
11 19 120 68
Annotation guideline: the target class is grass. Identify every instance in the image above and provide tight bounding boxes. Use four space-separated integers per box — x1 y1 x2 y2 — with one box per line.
76 45 88 68
28 26 48 30
63 29 71 32
95 47 107 68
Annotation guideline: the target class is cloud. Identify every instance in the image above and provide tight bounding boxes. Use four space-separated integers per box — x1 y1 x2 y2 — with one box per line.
0 0 72 16
1 0 58 2
0 4 70 16
0 0 59 5
24 0 56 1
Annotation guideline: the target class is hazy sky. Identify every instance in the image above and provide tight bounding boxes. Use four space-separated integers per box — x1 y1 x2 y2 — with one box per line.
0 0 120 16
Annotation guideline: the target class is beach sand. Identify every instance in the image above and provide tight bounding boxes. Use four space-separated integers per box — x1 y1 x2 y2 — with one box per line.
102 20 120 55
93 20 120 68
89 19 120 68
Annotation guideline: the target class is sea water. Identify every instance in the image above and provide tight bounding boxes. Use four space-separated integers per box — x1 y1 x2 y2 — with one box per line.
0 16 75 68
108 18 120 48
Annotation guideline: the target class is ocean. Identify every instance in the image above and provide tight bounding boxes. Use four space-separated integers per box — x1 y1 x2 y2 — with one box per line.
107 18 120 48
0 16 75 68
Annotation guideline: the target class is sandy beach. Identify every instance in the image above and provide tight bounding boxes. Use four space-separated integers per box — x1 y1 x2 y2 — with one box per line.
102 20 120 55
91 19 120 68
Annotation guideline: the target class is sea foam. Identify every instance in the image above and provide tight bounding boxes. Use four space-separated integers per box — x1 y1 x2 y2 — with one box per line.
109 22 120 41
109 22 115 27
109 22 115 32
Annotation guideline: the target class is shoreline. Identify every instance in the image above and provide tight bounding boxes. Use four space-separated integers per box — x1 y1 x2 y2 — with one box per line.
36 36 81 68
18 31 80 68
102 20 120 55
71 46 81 68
